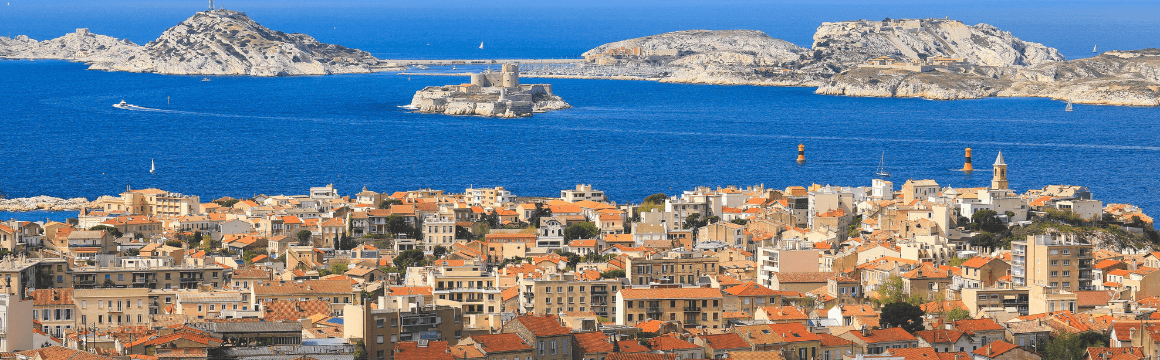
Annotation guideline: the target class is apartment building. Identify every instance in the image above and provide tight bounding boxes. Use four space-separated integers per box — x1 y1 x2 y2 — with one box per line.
625 252 719 286
616 287 725 329
29 288 76 338
465 186 516 208
91 188 201 216
74 288 151 330
251 279 357 314
408 260 503 314
345 294 463 360
0 294 32 352
518 272 622 317
58 259 228 290
561 184 607 203
502 315 575 360
1011 233 1094 290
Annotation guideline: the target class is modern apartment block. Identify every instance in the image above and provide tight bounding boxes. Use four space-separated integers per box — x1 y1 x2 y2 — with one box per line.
1011 233 1093 291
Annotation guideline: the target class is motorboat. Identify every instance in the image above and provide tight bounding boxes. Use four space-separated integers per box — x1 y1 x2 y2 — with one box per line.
202 77 211 82
113 100 131 109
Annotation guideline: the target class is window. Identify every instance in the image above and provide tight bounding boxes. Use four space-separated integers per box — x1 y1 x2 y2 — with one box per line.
978 294 988 300
118 274 124 281
550 339 558 355
1062 249 1070 255
538 340 546 356
1050 260 1059 266
1063 282 1071 288
376 335 384 344
1063 260 1071 266
1051 271 1059 277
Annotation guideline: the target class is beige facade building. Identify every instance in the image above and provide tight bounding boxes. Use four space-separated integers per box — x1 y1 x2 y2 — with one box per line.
345 294 463 360
93 188 201 216
616 287 725 329
1011 233 1094 291
518 272 622 317
74 288 152 330
625 252 719 286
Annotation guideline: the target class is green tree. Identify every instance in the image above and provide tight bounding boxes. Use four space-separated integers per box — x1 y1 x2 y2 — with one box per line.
484 210 501 228
242 250 260 264
874 276 908 305
378 199 403 209
214 198 240 207
969 232 1002 249
643 193 667 205
730 219 749 225
89 225 123 238
529 203 552 227
946 308 971 322
354 340 367 360
600 269 626 279
393 249 427 268
848 215 863 238
455 226 473 240
554 250 581 270
947 257 967 267
295 230 313 246
385 215 414 238
564 222 600 240
880 302 925 333
336 235 355 251
683 214 704 229
1043 331 1107 360
329 261 349 275
187 231 203 247
164 240 183 248
103 279 117 288
432 245 448 259
971 210 1006 233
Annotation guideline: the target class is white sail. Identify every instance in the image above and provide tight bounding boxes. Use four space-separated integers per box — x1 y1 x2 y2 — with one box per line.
1065 100 1074 112
150 159 155 174
479 41 484 49
1093 44 1097 53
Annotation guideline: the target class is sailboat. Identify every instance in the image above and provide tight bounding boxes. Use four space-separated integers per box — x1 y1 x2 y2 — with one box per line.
150 159 155 174
479 41 484 49
1093 44 1098 53
875 151 891 177
1065 99 1074 112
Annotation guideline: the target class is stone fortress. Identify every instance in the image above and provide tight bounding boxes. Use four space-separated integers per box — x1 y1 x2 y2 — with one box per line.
408 64 570 118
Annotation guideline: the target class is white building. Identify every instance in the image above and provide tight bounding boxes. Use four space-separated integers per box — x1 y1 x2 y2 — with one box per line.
0 293 33 352
561 184 608 203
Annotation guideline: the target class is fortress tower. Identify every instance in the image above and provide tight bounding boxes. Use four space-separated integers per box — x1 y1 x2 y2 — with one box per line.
991 151 1008 190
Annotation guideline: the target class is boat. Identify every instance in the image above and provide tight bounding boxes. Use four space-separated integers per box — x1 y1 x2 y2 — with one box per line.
452 66 457 70
1093 44 1098 53
113 100 131 109
201 77 210 82
412 65 429 70
1065 99 1074 112
875 151 891 177
150 159 155 174
479 41 484 49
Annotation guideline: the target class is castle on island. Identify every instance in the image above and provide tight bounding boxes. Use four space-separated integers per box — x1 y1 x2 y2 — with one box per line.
409 64 568 117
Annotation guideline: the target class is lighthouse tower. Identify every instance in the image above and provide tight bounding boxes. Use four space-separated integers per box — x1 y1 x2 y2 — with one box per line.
991 151 1008 190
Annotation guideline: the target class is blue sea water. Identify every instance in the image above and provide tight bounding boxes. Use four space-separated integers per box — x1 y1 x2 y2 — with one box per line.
1 1 1160 221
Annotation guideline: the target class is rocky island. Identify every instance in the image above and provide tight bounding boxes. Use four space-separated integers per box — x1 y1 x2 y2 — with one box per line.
0 9 384 76
408 64 571 117
524 18 1160 106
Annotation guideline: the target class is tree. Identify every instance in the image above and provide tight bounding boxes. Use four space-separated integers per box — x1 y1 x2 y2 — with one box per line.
601 269 626 279
89 225 122 238
187 231 203 247
378 199 403 209
214 198 240 207
164 240 183 248
103 279 117 288
969 232 1002 249
554 250 581 270
880 302 925 333
947 257 967 267
329 261 349 275
242 250 260 264
971 210 1006 233
874 276 908 305
643 193 667 204
295 230 313 246
683 214 704 229
336 235 355 251
385 215 414 238
455 226 473 240
946 308 971 322
730 219 749 225
354 340 367 360
529 203 552 227
432 245 448 259
484 210 501 228
564 222 600 240
1043 331 1107 360
393 249 426 268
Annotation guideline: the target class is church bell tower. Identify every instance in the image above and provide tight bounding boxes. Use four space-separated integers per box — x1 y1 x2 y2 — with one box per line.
991 151 1008 190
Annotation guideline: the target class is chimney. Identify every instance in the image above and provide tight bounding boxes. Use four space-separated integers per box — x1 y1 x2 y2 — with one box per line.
986 345 991 357
861 325 871 337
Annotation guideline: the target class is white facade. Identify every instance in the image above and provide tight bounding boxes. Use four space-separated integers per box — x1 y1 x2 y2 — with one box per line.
0 294 33 352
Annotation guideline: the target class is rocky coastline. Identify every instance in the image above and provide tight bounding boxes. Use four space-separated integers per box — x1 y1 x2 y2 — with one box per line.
0 9 383 76
0 196 89 212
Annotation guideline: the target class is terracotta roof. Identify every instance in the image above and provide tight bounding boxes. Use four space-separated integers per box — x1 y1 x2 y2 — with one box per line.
758 306 809 321
395 341 453 360
885 348 942 360
573 331 614 354
30 288 73 305
607 353 676 360
620 287 722 300
766 323 821 342
914 329 965 344
510 314 571 337
615 340 651 353
774 272 837 283
253 279 352 295
385 286 433 297
263 300 331 321
648 336 700 351
1095 259 1124 270
1073 290 1114 307
902 263 961 279
449 344 484 359
700 333 752 350
18 346 117 360
635 319 668 333
724 282 778 296
1087 347 1144 360
470 333 532 353
849 327 917 343
972 340 1019 358
952 318 1004 334
817 333 854 346
960 256 996 268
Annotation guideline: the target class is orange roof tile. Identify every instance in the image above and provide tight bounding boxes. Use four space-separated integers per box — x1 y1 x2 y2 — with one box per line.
699 333 751 350
620 287 722 300
972 340 1019 358
470 333 532 353
511 314 571 337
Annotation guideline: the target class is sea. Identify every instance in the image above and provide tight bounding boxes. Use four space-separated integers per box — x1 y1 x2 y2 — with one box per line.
1 0 1159 222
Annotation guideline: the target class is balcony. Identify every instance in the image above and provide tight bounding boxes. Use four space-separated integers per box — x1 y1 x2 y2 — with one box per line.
683 306 701 312
402 324 433 333
523 292 535 300
646 307 662 313
591 288 608 295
